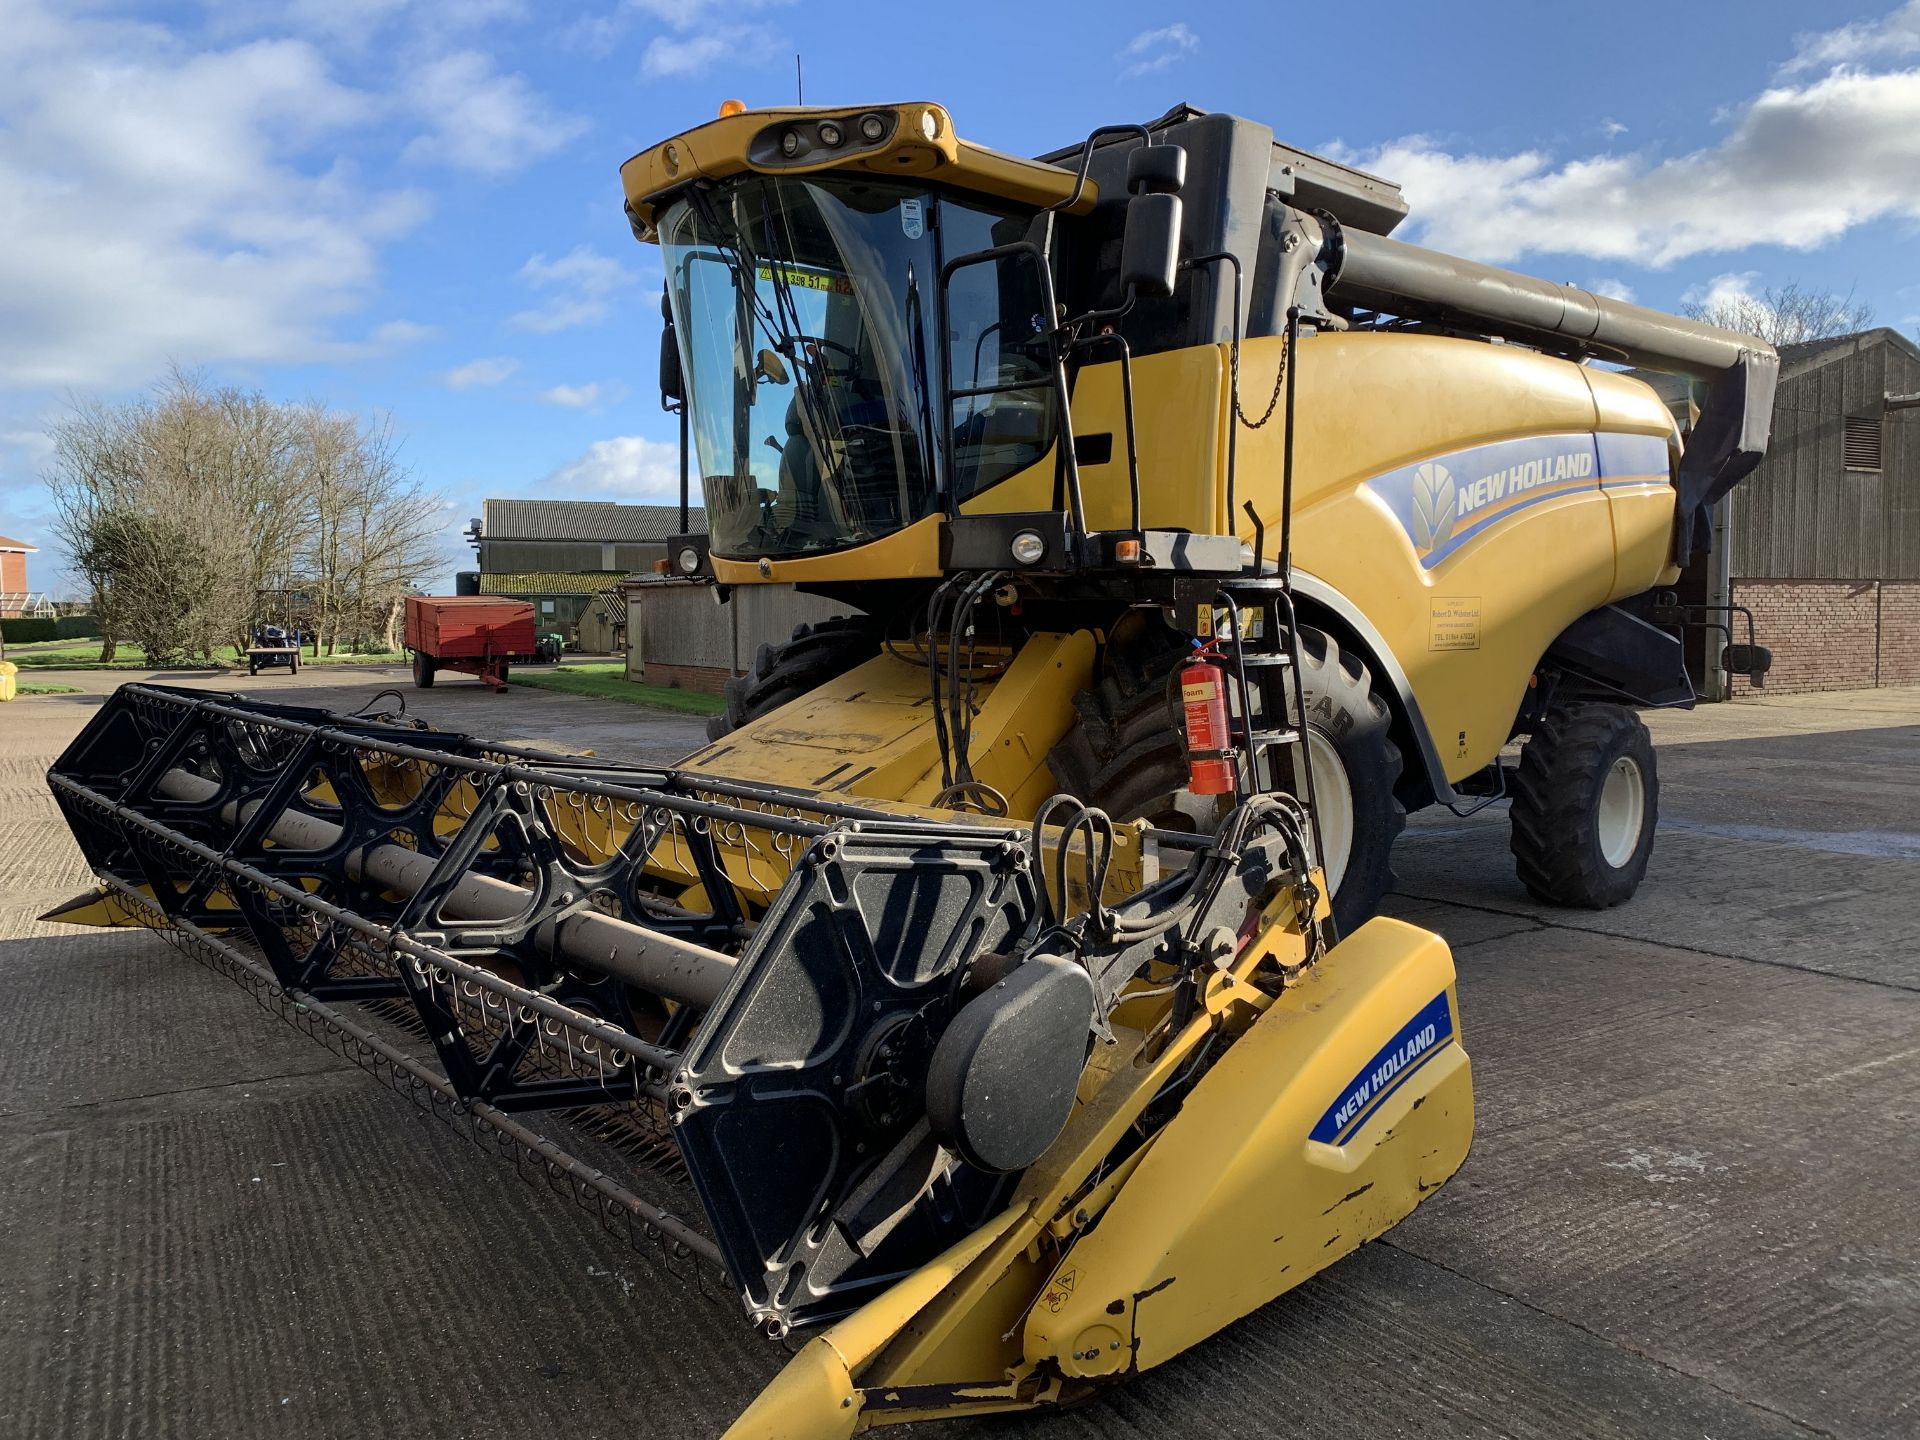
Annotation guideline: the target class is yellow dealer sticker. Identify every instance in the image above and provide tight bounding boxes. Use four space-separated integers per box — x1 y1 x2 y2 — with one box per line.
1429 596 1481 651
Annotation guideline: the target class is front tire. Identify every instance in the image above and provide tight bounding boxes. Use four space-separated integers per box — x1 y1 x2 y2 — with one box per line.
706 617 880 742
1509 703 1657 908
412 652 435 689
1048 622 1404 937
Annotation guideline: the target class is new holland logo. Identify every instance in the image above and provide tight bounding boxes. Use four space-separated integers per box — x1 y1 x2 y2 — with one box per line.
1410 462 1458 555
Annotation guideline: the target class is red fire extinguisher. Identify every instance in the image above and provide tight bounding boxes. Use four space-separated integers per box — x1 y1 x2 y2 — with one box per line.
1180 654 1236 795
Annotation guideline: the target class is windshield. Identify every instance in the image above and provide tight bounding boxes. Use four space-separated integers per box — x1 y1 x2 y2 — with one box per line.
660 176 1056 560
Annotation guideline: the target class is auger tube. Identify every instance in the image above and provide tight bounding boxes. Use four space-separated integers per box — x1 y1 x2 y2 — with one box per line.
153 769 738 1008
1331 226 1772 378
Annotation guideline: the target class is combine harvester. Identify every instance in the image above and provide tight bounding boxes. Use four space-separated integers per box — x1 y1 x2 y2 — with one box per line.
46 102 1774 1437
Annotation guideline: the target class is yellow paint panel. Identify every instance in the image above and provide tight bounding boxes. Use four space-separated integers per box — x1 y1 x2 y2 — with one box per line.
620 104 1091 239
959 347 1229 534
711 514 945 585
1236 332 1673 781
1023 916 1472 1376
682 631 1093 818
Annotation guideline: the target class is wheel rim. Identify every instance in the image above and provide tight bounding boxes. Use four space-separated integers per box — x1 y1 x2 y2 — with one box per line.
1138 731 1356 894
1304 728 1354 897
1596 755 1646 869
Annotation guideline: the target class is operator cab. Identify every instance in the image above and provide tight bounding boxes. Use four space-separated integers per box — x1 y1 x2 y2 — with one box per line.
657 176 1057 562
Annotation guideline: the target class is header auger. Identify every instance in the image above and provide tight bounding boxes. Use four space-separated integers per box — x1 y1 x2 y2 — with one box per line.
47 96 1773 1437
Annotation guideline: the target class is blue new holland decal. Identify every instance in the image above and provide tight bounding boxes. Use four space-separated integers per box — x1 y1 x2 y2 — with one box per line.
1310 992 1456 1146
1365 431 1670 570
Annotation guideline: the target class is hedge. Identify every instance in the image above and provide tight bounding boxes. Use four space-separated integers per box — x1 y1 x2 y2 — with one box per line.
57 615 101 639
0 617 59 644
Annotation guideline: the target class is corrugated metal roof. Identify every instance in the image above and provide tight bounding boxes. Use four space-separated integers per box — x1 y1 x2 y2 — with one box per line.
1776 328 1920 372
477 571 626 596
481 500 705 542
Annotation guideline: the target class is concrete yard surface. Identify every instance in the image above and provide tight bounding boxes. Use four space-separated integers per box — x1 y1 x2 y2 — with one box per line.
1 673 1916 1438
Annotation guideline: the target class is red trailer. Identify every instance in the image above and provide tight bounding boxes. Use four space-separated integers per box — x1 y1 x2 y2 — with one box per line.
403 595 537 692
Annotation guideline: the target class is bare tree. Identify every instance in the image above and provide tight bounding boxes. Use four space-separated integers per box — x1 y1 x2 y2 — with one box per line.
44 373 442 667
47 396 142 660
1683 281 1874 347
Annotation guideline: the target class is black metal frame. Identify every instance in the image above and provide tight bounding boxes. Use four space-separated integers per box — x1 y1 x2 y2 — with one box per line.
46 683 1056 1332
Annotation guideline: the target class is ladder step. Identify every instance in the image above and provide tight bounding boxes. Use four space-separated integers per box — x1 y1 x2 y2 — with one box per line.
1243 728 1300 746
1228 651 1294 667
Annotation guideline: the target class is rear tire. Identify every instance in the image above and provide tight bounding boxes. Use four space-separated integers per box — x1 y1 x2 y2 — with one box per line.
1048 621 1404 937
1509 703 1657 908
412 652 435 689
496 663 510 686
706 617 881 742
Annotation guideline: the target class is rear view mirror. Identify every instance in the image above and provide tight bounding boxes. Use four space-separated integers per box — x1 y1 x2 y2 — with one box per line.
1120 142 1186 300
659 289 684 404
1121 193 1183 300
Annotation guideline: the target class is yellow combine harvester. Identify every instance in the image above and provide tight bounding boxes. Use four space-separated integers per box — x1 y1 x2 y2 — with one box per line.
46 101 1775 1438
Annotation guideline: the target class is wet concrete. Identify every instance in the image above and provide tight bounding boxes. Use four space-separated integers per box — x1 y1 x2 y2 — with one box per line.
2 677 1916 1438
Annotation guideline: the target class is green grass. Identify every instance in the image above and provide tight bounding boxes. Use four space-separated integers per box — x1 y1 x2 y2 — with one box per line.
14 681 81 695
9 641 164 669
6 640 407 670
510 662 723 715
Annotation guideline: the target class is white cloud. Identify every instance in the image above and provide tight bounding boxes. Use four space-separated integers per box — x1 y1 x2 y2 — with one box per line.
1341 65 1920 267
512 247 638 332
1600 118 1628 139
626 0 791 80
0 3 429 388
1117 23 1198 79
546 435 680 498
1680 272 1767 319
372 319 435 347
1588 277 1636 303
400 51 585 175
642 31 739 78
203 0 529 50
1782 1 1920 74
444 357 519 389
541 382 605 408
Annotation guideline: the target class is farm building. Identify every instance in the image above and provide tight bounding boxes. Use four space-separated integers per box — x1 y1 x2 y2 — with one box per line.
0 533 52 619
461 499 704 649
1641 328 1920 696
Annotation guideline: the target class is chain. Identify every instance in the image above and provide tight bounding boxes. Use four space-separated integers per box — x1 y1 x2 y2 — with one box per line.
1234 341 1288 430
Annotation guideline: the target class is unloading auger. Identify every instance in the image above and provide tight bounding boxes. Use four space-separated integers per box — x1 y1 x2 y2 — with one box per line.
45 680 1472 1435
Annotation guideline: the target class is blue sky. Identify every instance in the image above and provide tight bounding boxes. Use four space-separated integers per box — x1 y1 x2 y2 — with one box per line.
2 0 1917 591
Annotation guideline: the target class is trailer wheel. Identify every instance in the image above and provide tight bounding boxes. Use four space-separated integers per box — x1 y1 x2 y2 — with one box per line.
412 653 436 689
705 617 881 742
1048 620 1403 937
289 651 299 675
1509 703 1657 908
496 663 510 686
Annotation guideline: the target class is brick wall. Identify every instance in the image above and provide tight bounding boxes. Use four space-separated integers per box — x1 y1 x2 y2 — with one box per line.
1732 578 1920 694
640 660 730 695
1883 582 1920 687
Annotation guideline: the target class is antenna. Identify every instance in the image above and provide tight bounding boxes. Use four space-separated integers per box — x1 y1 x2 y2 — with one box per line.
795 53 803 106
